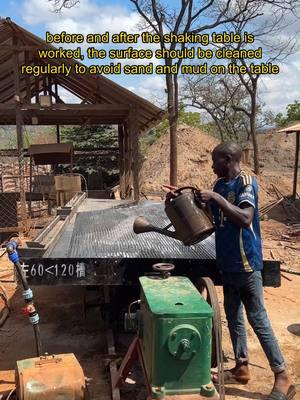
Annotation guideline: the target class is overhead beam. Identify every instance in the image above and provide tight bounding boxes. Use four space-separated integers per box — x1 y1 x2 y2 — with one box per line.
13 34 27 232
293 131 300 199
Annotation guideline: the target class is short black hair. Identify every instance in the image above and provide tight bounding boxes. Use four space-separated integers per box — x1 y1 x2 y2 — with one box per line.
212 142 242 162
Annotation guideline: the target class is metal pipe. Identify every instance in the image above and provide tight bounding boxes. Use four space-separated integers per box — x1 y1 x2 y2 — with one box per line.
6 241 43 357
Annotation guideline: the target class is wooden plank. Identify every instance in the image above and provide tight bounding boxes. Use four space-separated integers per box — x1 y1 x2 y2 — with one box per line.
123 122 130 198
103 287 121 400
127 109 134 199
0 226 22 233
0 103 131 112
292 131 299 199
13 34 27 233
24 51 31 103
130 107 140 202
118 124 125 199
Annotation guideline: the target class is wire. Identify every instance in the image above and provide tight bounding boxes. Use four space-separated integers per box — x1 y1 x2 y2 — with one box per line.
6 388 16 400
128 300 141 314
0 250 7 259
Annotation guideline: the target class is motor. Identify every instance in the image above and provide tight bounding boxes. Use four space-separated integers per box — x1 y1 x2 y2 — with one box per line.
133 186 214 245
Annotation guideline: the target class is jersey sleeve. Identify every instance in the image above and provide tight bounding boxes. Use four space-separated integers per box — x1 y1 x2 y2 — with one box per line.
237 174 256 208
237 185 256 208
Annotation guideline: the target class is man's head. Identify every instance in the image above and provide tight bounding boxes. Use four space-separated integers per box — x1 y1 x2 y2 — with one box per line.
212 142 242 178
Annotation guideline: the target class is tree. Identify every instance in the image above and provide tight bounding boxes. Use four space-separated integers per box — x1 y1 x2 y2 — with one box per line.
128 0 274 185
184 1 298 174
62 125 119 187
140 107 201 154
49 0 277 184
220 1 298 174
49 0 298 178
275 100 300 127
48 0 79 12
184 74 250 141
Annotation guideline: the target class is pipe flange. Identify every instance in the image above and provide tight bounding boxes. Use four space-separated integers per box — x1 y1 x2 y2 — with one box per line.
168 324 200 360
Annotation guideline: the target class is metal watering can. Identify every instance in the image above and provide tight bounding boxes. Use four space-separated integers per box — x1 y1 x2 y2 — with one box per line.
133 186 214 245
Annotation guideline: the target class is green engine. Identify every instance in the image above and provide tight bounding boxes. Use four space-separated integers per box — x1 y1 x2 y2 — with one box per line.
134 273 217 398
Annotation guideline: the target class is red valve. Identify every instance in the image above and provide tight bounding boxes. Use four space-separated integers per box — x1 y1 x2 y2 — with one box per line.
21 306 30 316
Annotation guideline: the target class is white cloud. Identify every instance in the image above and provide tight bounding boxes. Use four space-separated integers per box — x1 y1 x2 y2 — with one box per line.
260 53 300 114
127 76 166 107
21 0 300 114
23 0 141 35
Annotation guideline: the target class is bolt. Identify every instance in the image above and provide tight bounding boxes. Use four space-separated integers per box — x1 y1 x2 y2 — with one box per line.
173 351 177 356
180 339 190 351
171 332 177 339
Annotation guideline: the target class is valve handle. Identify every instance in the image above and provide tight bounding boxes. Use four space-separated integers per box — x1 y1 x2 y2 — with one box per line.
152 263 175 273
152 263 175 279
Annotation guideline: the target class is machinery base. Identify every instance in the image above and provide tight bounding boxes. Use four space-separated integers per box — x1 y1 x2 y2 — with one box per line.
147 394 220 400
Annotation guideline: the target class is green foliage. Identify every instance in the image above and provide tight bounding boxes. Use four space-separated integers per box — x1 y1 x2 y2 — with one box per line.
286 101 300 122
140 109 201 154
140 119 169 154
275 100 300 127
61 125 119 186
200 122 222 140
0 126 56 149
178 108 201 128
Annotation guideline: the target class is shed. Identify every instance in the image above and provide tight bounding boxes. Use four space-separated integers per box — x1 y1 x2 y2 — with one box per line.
277 123 300 199
28 143 74 165
0 17 165 203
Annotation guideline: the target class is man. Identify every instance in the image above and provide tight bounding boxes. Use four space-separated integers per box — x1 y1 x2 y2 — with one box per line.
197 142 295 400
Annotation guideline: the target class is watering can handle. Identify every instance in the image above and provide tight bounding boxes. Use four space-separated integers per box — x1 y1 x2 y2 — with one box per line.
173 186 208 212
174 186 199 194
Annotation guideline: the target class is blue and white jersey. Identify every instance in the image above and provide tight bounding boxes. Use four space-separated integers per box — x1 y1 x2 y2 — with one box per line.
211 171 263 273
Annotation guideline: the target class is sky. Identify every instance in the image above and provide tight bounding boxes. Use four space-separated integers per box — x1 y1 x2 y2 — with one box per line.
1 0 300 117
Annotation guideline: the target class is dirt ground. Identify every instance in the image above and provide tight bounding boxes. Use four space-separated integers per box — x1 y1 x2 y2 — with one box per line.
140 125 299 205
0 271 299 400
0 125 299 399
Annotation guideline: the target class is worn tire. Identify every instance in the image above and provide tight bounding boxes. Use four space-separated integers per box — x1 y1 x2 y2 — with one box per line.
195 277 222 368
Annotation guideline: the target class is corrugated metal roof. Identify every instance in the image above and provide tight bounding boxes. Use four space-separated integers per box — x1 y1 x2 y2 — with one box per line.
277 123 300 133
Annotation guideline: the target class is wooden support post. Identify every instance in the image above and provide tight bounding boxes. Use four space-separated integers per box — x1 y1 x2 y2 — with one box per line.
48 76 53 105
43 77 47 95
123 122 130 198
56 125 60 144
128 117 133 199
292 131 300 200
118 124 125 199
35 75 39 104
129 107 140 202
70 146 74 174
24 51 31 104
13 35 27 232
55 83 60 143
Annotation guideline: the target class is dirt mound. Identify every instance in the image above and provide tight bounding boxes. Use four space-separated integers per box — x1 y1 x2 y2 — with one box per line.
140 124 219 193
140 124 295 204
250 130 295 172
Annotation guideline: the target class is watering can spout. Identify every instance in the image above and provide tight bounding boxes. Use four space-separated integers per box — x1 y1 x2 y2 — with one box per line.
133 186 214 246
133 216 179 240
